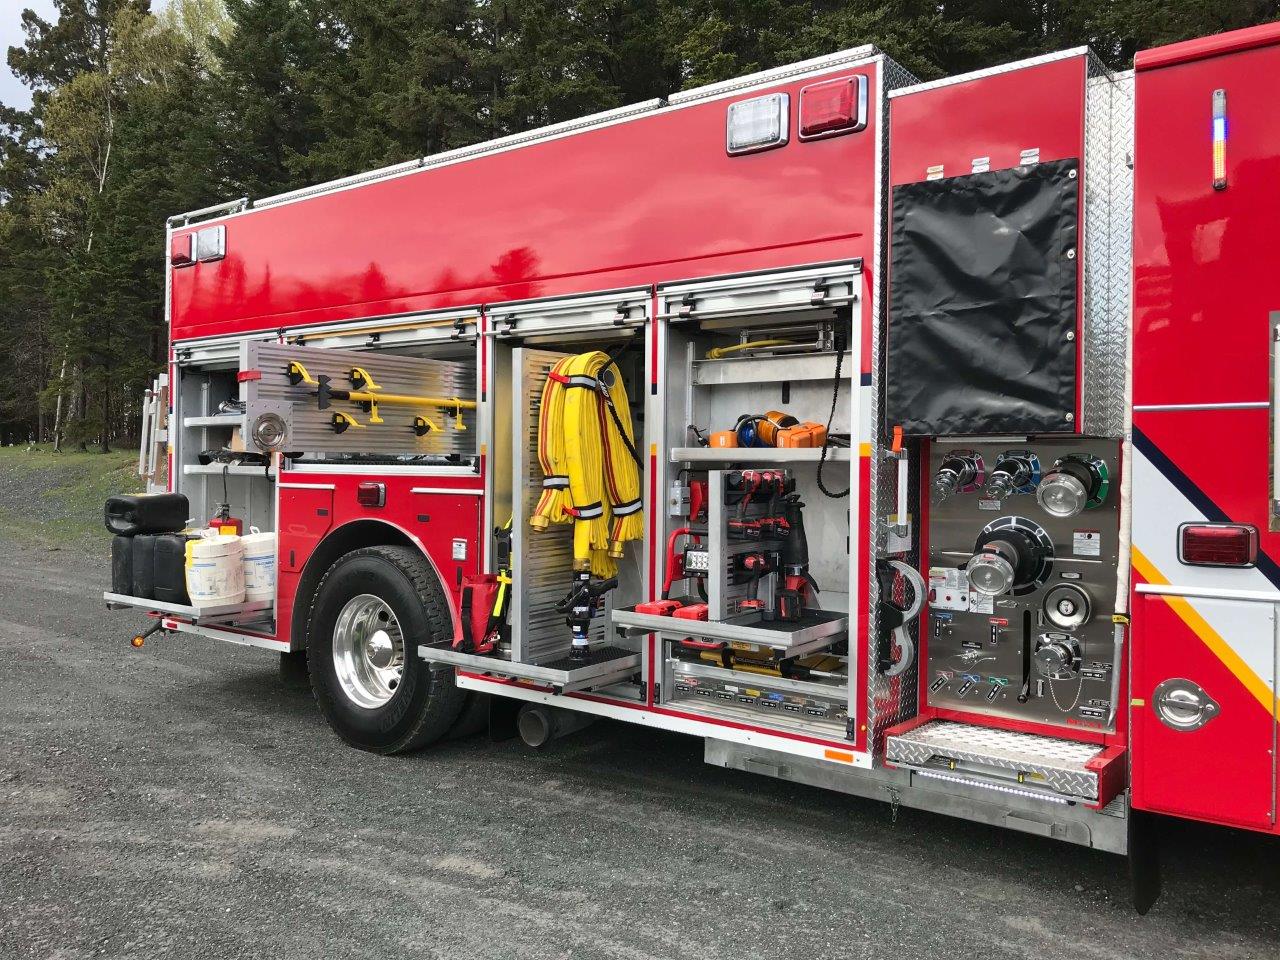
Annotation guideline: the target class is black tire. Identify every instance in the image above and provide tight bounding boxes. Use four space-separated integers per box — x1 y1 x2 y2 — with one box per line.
279 650 309 685
307 545 465 754
447 691 491 741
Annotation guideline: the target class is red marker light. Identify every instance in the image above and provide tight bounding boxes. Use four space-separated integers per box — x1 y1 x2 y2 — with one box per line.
799 75 867 141
1179 523 1256 567
357 482 386 508
170 233 193 267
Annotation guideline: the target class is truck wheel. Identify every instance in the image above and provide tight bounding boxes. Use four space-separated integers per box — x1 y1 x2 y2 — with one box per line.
307 545 465 754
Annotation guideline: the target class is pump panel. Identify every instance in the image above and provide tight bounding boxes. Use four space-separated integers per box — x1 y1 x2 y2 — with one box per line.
924 438 1122 734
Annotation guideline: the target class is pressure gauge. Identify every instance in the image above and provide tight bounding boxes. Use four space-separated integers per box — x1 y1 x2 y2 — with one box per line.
1043 583 1091 630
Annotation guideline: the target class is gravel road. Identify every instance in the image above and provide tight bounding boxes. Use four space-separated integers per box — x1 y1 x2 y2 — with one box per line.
2 547 1278 959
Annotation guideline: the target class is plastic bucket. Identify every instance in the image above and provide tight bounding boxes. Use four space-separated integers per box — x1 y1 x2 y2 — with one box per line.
240 528 277 602
185 534 245 607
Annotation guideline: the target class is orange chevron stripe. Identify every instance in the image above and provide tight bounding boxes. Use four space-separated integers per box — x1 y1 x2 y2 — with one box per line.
1132 546 1277 714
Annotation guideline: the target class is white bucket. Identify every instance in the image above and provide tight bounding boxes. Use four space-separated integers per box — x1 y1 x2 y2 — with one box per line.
185 533 245 607
240 527 277 602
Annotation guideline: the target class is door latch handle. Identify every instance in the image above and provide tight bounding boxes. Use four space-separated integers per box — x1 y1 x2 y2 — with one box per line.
1152 678 1220 731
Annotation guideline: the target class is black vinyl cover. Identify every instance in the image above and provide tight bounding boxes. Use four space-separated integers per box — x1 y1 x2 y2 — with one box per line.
886 158 1080 436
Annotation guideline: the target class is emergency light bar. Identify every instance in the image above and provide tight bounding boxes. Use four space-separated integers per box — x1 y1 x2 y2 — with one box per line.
726 93 789 155
1212 88 1228 191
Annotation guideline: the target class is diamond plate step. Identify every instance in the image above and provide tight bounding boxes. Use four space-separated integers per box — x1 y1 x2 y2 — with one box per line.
885 719 1118 802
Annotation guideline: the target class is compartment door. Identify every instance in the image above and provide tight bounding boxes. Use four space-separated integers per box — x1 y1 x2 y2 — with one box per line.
278 483 334 573
1131 593 1277 829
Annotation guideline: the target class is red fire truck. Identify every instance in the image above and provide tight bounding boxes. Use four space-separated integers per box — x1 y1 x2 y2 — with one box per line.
107 22 1280 911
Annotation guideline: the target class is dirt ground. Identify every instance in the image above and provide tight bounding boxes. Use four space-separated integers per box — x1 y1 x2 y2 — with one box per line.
2 546 1278 959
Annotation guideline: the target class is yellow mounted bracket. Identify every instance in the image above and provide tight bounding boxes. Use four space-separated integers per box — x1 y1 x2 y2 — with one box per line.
287 360 318 386
349 366 382 391
450 398 468 431
332 411 364 434
412 415 441 436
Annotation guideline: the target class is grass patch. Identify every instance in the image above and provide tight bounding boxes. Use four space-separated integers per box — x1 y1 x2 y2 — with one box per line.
0 443 142 551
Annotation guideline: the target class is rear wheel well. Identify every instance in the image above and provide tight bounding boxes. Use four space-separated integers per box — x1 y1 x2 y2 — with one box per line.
290 520 427 650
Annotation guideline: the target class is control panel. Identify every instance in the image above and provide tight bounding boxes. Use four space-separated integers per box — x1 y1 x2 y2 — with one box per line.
925 438 1121 733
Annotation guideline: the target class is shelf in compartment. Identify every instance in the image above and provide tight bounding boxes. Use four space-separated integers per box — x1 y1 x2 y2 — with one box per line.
669 446 852 465
691 351 850 387
183 463 276 477
612 605 846 652
183 414 241 428
416 641 642 693
104 591 274 625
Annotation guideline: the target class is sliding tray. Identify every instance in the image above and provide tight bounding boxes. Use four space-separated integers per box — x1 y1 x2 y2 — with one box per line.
104 591 274 626
884 717 1126 807
612 605 846 654
417 641 641 694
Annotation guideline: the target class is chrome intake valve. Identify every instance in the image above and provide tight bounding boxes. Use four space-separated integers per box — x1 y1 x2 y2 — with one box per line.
984 452 1036 500
1037 455 1109 518
932 452 981 502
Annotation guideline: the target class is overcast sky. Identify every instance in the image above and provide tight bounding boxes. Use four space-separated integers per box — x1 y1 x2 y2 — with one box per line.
1 0 57 110
2 0 170 111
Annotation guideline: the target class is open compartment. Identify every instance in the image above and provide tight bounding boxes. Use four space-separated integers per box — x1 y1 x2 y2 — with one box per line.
629 262 864 739
419 290 651 693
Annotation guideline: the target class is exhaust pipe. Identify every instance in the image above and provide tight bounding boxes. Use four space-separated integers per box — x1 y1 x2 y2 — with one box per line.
516 704 595 749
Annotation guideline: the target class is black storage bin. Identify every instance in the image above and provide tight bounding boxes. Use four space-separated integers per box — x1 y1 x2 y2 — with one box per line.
153 534 190 605
105 493 189 536
111 536 135 595
132 535 158 600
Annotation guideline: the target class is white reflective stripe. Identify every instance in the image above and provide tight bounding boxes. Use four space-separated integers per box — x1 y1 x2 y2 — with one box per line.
410 487 484 497
1131 446 1277 693
1133 401 1267 411
1136 583 1280 603
611 499 643 516
542 475 570 489
278 482 336 490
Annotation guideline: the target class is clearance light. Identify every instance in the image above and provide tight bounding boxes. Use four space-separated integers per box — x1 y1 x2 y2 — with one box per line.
170 233 194 267
195 224 226 262
1179 522 1256 567
799 75 867 140
357 482 386 508
726 93 789 155
1212 88 1227 191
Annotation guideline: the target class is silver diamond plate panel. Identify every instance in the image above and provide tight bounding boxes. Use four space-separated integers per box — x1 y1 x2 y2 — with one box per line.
886 719 1104 800
1081 57 1134 438
867 55 923 755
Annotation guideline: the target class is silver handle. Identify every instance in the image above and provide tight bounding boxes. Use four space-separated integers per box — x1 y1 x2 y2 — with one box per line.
1152 678 1220 731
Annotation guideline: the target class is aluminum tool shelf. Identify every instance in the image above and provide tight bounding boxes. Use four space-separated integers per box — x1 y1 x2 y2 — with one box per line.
612 605 847 652
669 447 851 465
104 591 274 625
417 642 642 692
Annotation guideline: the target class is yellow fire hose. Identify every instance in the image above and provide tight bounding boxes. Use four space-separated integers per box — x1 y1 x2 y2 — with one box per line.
530 351 643 578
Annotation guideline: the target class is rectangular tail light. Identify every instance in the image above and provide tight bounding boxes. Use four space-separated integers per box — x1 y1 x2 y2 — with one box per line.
799 75 867 141
1178 522 1257 567
357 482 386 508
170 233 193 267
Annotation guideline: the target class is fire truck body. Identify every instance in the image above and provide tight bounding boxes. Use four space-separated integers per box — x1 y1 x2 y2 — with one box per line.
113 23 1280 894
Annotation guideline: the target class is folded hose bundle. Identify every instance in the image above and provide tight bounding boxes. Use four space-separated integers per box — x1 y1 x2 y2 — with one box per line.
530 350 643 578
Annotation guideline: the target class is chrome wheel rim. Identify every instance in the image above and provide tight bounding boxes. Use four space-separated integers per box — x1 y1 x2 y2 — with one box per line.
332 594 405 708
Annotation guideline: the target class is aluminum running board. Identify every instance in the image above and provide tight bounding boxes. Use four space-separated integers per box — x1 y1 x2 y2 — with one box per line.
417 642 641 693
884 718 1125 806
104 591 274 627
